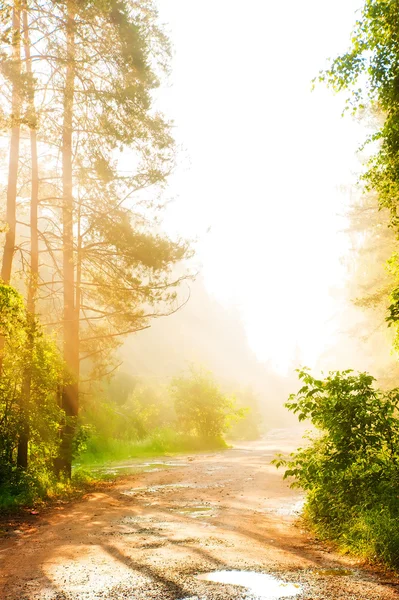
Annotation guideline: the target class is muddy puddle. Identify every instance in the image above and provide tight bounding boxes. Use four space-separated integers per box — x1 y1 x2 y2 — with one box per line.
121 482 206 496
261 500 305 517
197 570 302 599
172 505 216 518
87 460 189 476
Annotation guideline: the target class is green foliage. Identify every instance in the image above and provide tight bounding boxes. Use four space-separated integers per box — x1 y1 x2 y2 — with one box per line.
320 0 399 347
228 387 263 441
120 384 174 439
80 377 173 444
0 284 64 500
77 367 247 467
78 427 227 467
170 366 245 443
276 369 399 568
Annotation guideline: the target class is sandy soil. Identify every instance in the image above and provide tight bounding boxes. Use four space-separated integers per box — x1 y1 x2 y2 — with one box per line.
0 428 398 600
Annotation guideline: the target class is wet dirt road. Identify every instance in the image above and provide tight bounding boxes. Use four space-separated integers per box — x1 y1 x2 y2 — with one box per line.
0 429 398 599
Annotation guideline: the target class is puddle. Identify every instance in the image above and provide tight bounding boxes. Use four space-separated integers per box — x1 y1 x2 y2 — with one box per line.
140 462 188 468
262 500 304 517
178 506 212 512
120 515 157 524
174 506 214 517
91 461 187 476
205 465 227 472
122 483 201 496
312 568 353 577
168 502 217 518
198 571 302 599
120 516 187 530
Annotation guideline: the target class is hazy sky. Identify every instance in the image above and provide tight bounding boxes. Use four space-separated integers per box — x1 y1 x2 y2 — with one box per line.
156 0 365 373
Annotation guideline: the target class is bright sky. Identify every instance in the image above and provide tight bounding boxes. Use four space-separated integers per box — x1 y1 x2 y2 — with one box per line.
156 0 365 373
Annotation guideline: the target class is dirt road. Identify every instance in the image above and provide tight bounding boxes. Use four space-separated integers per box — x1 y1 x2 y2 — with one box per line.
0 429 398 599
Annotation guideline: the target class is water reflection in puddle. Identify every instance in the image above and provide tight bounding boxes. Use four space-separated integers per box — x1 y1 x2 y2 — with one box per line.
198 571 302 599
90 461 189 476
122 483 202 496
174 506 214 517
262 500 305 517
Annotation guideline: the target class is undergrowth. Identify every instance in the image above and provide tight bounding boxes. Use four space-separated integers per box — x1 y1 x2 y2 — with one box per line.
78 427 228 465
0 467 103 513
275 369 399 570
0 428 227 511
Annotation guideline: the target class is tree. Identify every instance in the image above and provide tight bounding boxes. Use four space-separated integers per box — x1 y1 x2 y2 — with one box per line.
228 387 262 441
1 0 21 285
0 284 63 485
319 0 399 353
0 0 192 477
18 1 40 469
170 367 243 443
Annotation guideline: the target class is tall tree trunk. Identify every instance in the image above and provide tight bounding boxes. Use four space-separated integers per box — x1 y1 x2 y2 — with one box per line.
1 0 21 285
17 4 39 470
0 0 21 394
75 199 82 382
23 6 38 317
58 1 78 479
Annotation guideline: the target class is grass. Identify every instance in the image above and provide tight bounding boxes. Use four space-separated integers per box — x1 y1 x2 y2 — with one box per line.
0 429 228 512
0 467 105 513
336 507 399 569
302 493 399 571
77 427 228 466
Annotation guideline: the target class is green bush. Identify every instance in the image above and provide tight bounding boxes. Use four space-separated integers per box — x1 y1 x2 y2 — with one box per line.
170 366 244 442
275 369 399 569
0 284 65 508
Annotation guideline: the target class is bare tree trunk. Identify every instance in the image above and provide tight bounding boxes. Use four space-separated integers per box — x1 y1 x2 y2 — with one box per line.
58 1 78 479
75 199 82 382
23 6 38 317
0 0 21 401
1 0 21 285
17 4 39 470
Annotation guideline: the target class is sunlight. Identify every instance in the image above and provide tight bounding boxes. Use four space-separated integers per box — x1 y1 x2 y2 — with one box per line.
43 544 144 594
1 0 399 595
158 0 364 371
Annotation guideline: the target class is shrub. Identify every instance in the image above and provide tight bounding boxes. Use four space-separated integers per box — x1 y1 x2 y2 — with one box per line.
170 366 244 442
275 369 399 568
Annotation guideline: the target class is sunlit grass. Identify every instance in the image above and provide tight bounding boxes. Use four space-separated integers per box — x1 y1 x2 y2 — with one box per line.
77 427 228 466
0 428 228 512
0 467 99 512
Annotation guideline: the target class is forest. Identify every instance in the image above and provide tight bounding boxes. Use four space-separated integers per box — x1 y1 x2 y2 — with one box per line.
1 0 399 598
0 0 276 508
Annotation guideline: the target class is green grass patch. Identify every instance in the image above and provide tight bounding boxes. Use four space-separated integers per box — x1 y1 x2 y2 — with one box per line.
0 428 228 512
77 427 228 466
302 500 399 570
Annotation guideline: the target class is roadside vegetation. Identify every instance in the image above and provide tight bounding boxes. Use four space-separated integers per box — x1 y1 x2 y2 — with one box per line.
275 369 399 569
0 305 254 511
78 366 249 467
276 0 399 570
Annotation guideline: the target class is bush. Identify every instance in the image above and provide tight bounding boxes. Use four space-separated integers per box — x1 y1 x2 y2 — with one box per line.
228 387 263 441
0 284 64 505
275 369 399 568
170 366 244 442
